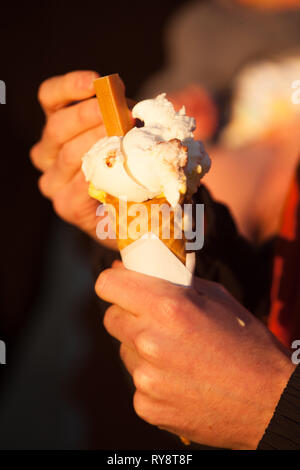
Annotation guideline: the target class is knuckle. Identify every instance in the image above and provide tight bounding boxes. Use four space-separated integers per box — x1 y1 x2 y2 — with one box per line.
37 81 48 108
38 174 51 198
44 114 62 145
159 295 181 323
103 305 115 333
134 332 159 361
29 143 40 167
133 391 144 419
133 392 150 422
58 143 75 169
133 367 154 393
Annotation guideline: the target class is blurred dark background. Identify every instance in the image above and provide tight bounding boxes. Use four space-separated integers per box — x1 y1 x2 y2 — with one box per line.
0 0 299 450
0 0 191 450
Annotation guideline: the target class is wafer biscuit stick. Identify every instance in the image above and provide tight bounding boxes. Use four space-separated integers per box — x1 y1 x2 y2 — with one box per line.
93 74 133 136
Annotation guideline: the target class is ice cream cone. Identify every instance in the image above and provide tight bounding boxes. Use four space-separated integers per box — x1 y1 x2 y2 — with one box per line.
83 76 209 446
103 193 189 265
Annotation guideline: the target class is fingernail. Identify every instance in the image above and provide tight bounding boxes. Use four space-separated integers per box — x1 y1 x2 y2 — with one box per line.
79 72 99 90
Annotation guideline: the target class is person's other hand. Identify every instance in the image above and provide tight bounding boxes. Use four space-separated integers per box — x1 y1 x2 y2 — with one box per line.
96 262 295 449
30 70 117 248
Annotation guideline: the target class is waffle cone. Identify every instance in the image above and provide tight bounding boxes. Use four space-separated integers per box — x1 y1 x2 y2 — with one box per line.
104 194 187 265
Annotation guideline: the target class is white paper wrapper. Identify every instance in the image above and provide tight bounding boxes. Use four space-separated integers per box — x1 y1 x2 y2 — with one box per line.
120 232 195 286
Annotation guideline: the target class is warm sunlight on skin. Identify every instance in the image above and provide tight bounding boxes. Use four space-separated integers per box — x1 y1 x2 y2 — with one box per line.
96 262 295 449
30 70 118 250
31 70 300 248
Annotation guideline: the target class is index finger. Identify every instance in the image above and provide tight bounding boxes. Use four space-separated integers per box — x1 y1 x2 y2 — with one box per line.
95 268 180 317
38 70 100 115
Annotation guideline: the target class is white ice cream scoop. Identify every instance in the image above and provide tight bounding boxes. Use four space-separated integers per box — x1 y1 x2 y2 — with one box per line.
82 93 210 206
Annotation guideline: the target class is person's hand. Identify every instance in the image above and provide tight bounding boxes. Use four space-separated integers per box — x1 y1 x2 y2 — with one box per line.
95 262 295 449
30 70 117 248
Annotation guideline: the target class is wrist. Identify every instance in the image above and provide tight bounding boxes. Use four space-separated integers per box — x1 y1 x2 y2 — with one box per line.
249 352 296 450
257 364 300 449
